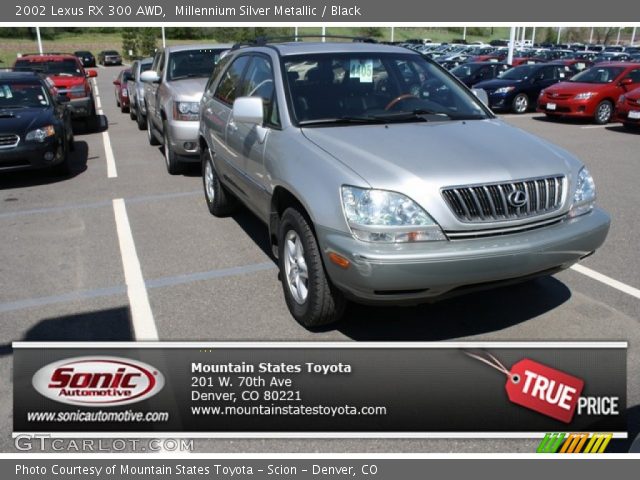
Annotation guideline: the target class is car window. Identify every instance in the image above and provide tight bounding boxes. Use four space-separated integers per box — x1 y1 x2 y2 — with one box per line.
626 69 640 83
14 59 83 77
555 66 570 80
213 55 250 106
167 49 226 81
0 81 50 108
539 66 555 80
240 56 279 127
283 52 489 124
570 66 625 83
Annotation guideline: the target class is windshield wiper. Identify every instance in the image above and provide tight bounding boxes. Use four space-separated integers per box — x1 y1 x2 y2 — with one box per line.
369 109 452 122
170 73 207 80
298 116 389 126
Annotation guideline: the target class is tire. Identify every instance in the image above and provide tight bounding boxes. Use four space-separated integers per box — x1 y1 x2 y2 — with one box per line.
277 208 345 328
594 100 613 125
120 103 127 114
129 102 136 120
146 114 160 145
163 120 181 175
51 139 71 176
136 107 147 130
84 100 99 132
202 147 236 216
512 93 529 114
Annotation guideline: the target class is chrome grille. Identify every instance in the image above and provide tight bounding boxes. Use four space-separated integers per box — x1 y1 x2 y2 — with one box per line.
0 133 19 149
442 175 564 222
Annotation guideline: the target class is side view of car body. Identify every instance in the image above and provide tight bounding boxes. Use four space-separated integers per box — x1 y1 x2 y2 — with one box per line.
475 63 574 113
13 54 99 129
113 68 133 113
198 41 610 328
538 62 640 124
0 72 74 174
615 85 640 129
141 44 231 174
127 57 153 129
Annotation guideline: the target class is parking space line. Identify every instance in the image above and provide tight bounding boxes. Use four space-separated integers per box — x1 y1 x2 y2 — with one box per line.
112 198 158 340
0 286 126 314
95 94 101 110
571 264 640 300
581 125 609 129
0 191 200 220
102 123 118 178
146 262 276 289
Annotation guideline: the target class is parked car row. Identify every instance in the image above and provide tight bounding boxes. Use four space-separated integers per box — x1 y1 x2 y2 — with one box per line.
109 39 613 328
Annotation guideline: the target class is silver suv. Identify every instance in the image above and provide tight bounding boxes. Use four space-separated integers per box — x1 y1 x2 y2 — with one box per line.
127 57 153 129
141 44 231 174
198 40 610 328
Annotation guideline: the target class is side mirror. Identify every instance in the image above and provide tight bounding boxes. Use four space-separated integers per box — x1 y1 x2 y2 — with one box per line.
86 69 97 78
232 97 264 126
57 95 70 104
140 70 161 83
620 77 634 87
113 79 121 85
471 88 489 106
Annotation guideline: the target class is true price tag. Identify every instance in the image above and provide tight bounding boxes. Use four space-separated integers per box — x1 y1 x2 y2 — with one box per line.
466 352 584 424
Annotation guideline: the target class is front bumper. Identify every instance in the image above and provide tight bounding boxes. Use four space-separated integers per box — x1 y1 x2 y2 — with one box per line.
103 57 122 65
537 97 596 118
167 119 200 158
614 106 640 124
67 96 94 118
317 208 610 303
0 137 64 172
487 92 515 111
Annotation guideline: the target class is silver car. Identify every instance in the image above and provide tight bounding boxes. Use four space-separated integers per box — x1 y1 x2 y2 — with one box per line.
127 57 153 129
198 40 610 328
141 44 231 174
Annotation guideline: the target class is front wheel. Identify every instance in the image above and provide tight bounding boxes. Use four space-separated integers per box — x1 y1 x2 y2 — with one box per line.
136 108 146 130
278 208 345 328
512 93 529 114
146 114 160 145
163 120 181 175
594 100 613 125
202 148 236 216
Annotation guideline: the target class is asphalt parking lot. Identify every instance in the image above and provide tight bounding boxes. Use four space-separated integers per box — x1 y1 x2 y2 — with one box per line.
1 68 639 453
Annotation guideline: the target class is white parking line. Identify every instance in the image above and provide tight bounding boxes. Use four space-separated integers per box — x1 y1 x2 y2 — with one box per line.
581 125 609 129
95 94 101 110
571 264 640 300
101 117 117 178
112 199 159 340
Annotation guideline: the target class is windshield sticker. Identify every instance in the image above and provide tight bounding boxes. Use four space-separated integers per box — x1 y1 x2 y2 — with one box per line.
349 59 374 83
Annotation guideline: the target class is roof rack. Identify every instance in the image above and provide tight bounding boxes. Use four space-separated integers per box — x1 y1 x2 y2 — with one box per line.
231 35 377 50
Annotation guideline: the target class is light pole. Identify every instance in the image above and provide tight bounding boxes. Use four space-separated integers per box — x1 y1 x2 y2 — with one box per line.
295 26 298 39
463 26 466 41
161 26 166 48
322 26 326 42
616 27 622 45
632 27 637 45
391 26 395 43
531 27 536 45
507 26 516 65
557 27 562 44
589 27 594 44
36 27 43 55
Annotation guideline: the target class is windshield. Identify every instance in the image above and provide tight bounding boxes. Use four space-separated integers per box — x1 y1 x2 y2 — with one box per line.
499 65 537 80
0 81 50 109
14 59 83 77
570 66 624 84
104 51 119 56
283 52 489 125
168 49 226 81
451 63 480 78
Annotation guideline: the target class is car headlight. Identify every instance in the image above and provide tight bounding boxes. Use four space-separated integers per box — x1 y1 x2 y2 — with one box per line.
25 125 56 143
494 86 515 94
173 101 199 121
341 186 446 243
574 92 595 100
569 167 596 218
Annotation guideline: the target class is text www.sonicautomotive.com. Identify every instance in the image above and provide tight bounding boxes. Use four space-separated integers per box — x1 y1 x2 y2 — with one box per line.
27 410 169 422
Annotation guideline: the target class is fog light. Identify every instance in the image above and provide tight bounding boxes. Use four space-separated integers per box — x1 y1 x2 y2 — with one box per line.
44 151 55 162
183 142 196 150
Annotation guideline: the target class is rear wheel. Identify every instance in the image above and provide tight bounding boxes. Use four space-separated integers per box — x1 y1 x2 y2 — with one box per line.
129 102 136 120
136 107 146 130
163 120 181 175
512 93 529 114
202 147 236 216
594 100 613 124
277 208 345 328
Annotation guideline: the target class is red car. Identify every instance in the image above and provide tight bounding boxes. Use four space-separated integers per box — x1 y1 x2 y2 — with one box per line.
14 54 98 126
615 86 640 130
113 68 133 113
538 62 640 124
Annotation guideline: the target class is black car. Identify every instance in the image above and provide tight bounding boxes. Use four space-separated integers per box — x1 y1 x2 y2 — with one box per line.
451 62 511 87
475 63 574 113
98 50 123 66
74 50 96 68
0 72 74 174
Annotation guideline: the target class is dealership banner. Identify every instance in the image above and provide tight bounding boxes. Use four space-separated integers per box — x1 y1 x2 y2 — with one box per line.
12 342 627 437
4 0 640 22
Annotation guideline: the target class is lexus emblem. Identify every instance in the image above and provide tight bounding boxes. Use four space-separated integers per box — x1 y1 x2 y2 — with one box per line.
508 190 528 208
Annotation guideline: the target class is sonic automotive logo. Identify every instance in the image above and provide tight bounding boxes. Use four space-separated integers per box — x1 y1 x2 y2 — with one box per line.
537 432 613 453
32 357 164 406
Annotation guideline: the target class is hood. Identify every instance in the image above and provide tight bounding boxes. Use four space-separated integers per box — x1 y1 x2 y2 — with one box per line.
301 119 580 229
475 78 522 90
48 75 86 89
167 77 208 102
0 108 52 135
544 81 608 94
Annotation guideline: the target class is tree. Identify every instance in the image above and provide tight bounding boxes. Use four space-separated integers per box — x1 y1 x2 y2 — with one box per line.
121 28 138 59
138 28 158 57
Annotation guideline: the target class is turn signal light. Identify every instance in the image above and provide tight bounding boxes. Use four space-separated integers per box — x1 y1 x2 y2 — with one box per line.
328 252 350 269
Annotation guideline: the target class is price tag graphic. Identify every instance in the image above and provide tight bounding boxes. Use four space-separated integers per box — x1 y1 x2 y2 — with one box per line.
466 352 584 424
